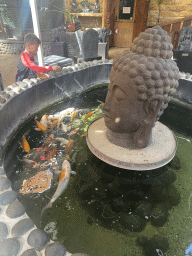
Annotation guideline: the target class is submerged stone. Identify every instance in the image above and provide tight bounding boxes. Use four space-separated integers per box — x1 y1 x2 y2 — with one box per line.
150 203 169 227
87 216 94 225
167 185 181 207
137 235 169 256
120 213 147 232
134 201 152 220
168 156 181 170
112 197 126 212
147 182 170 203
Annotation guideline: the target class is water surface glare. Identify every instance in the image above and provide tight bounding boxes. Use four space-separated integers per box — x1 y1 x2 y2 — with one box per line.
4 85 192 256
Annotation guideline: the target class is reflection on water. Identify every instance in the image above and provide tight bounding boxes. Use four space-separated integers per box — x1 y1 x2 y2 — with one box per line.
4 85 192 256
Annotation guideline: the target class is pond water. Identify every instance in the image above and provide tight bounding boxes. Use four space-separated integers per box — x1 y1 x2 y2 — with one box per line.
4 85 192 256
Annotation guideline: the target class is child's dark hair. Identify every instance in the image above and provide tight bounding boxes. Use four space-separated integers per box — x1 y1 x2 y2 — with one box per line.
24 33 41 46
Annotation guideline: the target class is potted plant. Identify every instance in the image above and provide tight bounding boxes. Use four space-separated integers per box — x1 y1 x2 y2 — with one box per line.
41 0 79 33
65 12 77 32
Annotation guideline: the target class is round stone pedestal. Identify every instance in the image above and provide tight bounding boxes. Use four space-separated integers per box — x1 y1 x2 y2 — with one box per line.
86 117 177 171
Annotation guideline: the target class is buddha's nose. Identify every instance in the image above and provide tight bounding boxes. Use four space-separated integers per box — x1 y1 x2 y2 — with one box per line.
103 98 111 112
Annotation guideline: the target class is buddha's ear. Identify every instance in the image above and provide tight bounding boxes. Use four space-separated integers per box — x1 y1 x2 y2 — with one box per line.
143 95 163 120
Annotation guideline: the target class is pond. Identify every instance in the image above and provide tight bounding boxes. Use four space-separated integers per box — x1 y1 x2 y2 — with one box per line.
4 84 192 256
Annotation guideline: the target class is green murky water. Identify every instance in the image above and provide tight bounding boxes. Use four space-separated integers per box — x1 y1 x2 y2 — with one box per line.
4 85 192 256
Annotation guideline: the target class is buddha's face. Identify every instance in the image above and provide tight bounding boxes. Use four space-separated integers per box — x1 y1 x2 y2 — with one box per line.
104 69 146 133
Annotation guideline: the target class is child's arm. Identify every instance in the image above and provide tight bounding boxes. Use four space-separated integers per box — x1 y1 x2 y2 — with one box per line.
21 52 59 73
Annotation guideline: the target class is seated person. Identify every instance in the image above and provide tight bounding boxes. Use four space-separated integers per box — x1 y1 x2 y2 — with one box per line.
16 33 61 82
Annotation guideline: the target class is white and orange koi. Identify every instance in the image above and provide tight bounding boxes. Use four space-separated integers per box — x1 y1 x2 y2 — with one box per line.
41 160 76 215
68 128 79 139
40 114 50 129
35 119 47 132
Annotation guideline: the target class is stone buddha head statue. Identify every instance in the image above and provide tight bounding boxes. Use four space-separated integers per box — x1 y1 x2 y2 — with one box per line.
104 26 180 148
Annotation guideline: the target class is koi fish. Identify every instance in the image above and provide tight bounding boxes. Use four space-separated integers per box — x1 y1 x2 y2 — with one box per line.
64 140 74 154
61 123 71 133
68 128 79 139
41 160 76 215
70 111 77 123
97 100 105 107
55 137 69 147
50 119 59 131
40 114 50 128
47 108 75 121
21 135 30 153
83 112 94 120
35 119 47 132
17 156 38 166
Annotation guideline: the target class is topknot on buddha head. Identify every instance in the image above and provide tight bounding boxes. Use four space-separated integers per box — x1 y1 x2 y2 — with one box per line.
130 25 173 59
111 26 180 119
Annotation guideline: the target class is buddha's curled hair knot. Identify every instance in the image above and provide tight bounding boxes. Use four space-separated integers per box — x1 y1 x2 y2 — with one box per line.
111 25 180 120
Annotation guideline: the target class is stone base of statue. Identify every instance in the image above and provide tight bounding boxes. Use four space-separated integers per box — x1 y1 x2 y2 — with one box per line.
86 117 177 171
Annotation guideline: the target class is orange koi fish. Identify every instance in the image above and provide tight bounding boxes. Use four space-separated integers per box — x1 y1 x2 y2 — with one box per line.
21 135 30 153
35 119 47 131
68 128 79 139
50 119 59 131
70 111 77 123
83 112 94 120
41 160 76 214
65 140 74 154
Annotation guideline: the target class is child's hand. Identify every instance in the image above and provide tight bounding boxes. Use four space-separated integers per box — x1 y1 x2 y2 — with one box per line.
52 65 62 71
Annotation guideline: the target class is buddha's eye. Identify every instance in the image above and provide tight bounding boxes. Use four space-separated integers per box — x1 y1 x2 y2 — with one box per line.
113 86 126 102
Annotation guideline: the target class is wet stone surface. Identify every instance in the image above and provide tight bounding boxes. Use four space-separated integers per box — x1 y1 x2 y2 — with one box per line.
6 199 25 218
0 167 5 175
0 96 6 104
20 249 38 256
27 229 50 251
0 191 17 206
12 218 34 237
0 176 11 191
0 238 20 256
0 222 8 242
16 81 28 88
45 242 67 256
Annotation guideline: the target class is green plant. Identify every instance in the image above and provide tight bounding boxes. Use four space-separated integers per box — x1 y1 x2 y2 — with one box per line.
42 0 80 24
65 11 78 23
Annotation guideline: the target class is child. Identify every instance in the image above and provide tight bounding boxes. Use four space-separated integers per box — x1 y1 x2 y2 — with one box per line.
16 33 61 82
